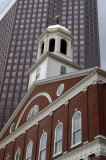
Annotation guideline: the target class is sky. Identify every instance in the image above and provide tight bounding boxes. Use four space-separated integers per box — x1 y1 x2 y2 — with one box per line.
0 0 106 70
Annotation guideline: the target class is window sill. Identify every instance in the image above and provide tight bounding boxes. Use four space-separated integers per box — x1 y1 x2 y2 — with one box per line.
71 141 81 148
53 152 62 157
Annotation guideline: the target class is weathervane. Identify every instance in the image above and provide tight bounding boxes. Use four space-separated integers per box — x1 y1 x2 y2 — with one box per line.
55 15 61 24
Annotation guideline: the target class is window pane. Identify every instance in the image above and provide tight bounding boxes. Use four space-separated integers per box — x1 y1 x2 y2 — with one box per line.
55 123 63 154
40 132 47 160
26 141 33 160
73 112 81 145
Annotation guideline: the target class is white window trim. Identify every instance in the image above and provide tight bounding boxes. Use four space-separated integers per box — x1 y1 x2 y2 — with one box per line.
71 111 82 148
26 141 33 160
10 123 15 133
39 132 47 160
15 148 21 160
53 122 63 157
6 155 10 160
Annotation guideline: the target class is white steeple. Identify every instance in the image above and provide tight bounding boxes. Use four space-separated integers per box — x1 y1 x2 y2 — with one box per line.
28 25 81 88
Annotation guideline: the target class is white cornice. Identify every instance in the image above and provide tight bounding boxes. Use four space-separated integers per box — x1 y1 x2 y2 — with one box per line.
28 51 82 73
0 68 106 147
55 138 106 160
38 25 72 42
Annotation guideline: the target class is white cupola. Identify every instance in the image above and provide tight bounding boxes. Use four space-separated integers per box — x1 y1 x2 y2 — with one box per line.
28 25 81 88
37 24 73 61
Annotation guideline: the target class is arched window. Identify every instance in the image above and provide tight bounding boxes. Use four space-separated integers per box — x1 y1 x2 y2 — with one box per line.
41 42 44 54
39 132 47 160
49 39 55 52
15 149 21 160
26 141 33 160
72 112 81 146
6 156 10 160
54 123 63 155
27 105 39 120
60 66 66 75
60 39 67 54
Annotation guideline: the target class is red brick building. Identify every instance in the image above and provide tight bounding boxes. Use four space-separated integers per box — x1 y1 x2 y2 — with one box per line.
0 25 105 160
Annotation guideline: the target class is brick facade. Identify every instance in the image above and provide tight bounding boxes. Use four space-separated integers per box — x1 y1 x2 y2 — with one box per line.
0 72 106 160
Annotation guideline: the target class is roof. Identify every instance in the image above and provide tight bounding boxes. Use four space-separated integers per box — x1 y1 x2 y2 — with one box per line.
47 24 69 32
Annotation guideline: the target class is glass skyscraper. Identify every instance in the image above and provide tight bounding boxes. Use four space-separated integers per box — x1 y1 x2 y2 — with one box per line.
0 0 100 130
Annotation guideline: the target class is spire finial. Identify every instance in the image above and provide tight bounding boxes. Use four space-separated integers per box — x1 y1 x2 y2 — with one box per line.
55 15 60 24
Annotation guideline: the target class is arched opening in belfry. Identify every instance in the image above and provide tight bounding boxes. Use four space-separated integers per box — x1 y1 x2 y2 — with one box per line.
49 39 55 52
60 39 67 55
41 42 44 54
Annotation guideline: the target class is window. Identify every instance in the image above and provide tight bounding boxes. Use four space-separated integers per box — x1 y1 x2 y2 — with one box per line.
39 132 47 160
6 156 10 160
15 149 21 160
49 39 55 52
26 141 33 160
41 42 44 54
60 39 67 55
60 66 66 75
54 123 63 155
72 112 81 146
27 105 39 120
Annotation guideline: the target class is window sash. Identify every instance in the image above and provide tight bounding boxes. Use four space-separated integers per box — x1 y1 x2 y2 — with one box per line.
73 129 81 145
40 149 46 160
55 140 62 154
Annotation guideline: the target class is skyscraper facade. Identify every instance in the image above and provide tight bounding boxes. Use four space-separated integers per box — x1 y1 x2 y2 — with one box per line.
0 0 100 129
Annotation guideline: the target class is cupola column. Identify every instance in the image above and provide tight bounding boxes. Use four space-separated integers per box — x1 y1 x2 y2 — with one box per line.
67 40 73 61
44 36 49 52
37 43 41 59
55 34 61 52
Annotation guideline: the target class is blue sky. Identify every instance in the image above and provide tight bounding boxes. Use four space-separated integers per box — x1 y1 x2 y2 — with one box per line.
0 0 106 70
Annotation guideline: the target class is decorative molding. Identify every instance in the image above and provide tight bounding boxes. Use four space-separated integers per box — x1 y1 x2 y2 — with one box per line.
64 99 69 105
93 79 103 85
75 108 77 112
83 157 89 160
49 112 53 116
15 92 52 129
23 131 26 134
63 151 68 155
36 122 39 126
83 141 89 145
95 135 106 140
82 86 88 92
55 138 106 160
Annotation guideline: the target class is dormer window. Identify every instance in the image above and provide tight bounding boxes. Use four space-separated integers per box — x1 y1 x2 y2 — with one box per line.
49 39 55 52
60 66 66 75
36 68 40 79
41 42 44 54
60 39 67 55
